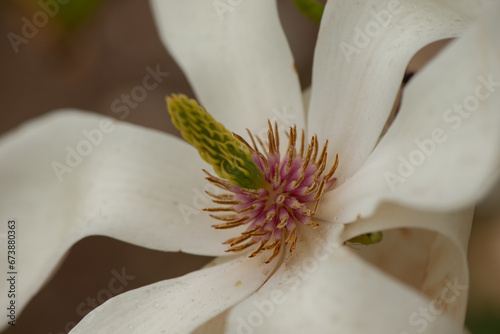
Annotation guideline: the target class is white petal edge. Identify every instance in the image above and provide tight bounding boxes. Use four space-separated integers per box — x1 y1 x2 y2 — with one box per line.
308 0 497 180
192 310 229 334
476 166 500 216
0 111 247 324
69 251 279 334
317 3 500 223
149 0 305 139
225 204 471 333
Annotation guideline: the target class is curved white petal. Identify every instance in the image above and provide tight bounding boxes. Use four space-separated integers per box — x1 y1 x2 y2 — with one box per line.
341 203 472 325
308 0 496 180
226 204 471 333
150 0 304 137
318 4 500 223
69 252 279 334
0 111 244 323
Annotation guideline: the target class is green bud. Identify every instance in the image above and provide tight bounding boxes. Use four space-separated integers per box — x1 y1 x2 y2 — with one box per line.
346 232 383 246
292 0 325 24
167 94 266 190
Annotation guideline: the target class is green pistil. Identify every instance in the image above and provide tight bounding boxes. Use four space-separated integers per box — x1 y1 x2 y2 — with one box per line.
167 94 266 190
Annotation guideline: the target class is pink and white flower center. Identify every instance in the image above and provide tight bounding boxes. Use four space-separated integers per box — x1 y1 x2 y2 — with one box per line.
204 123 338 263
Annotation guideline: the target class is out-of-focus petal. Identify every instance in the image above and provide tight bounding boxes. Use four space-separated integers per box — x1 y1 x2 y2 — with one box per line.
69 252 279 334
0 111 242 323
309 0 496 180
225 205 471 333
150 0 304 138
318 4 500 223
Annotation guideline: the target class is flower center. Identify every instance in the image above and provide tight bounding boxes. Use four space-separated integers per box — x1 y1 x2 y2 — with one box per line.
205 122 338 263
166 94 339 263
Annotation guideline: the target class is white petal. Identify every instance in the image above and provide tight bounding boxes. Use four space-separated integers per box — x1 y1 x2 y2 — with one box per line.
69 252 279 334
0 111 243 320
318 5 500 223
308 0 492 180
226 204 471 333
341 204 472 324
150 0 304 136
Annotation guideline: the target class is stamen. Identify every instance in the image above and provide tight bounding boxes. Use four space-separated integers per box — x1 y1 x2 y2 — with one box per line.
263 211 276 224
272 164 280 187
203 169 232 190
242 225 262 235
314 179 327 201
276 194 286 205
205 191 234 200
301 141 314 172
305 220 319 228
212 216 249 228
250 241 269 258
289 235 297 252
237 204 258 213
292 169 306 189
211 199 242 205
304 182 318 195
250 230 272 237
277 215 289 229
311 135 319 164
213 220 248 229
274 122 280 154
226 234 252 246
316 140 329 167
312 181 328 215
323 154 339 180
201 122 339 263
240 188 261 196
204 207 235 213
285 126 297 172
263 238 278 249
256 137 269 156
298 129 305 158
233 132 254 152
246 129 260 153
265 241 282 263
210 214 240 221
285 227 296 244
313 154 328 182
226 240 258 252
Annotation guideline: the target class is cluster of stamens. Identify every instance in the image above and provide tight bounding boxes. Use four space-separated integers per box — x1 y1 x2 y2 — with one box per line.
203 122 338 263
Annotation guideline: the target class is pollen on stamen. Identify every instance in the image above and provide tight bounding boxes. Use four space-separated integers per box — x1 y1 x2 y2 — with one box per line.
204 123 339 263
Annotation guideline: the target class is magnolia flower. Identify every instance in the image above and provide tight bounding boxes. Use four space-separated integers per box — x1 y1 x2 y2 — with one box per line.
1 0 500 333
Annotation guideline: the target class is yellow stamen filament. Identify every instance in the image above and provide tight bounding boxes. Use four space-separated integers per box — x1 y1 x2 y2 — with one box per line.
250 241 268 258
227 240 258 252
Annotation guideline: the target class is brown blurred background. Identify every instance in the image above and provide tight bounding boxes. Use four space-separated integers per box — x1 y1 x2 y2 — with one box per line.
0 0 498 333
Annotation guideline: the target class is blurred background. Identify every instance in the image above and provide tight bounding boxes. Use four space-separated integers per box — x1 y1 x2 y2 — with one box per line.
0 0 498 333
